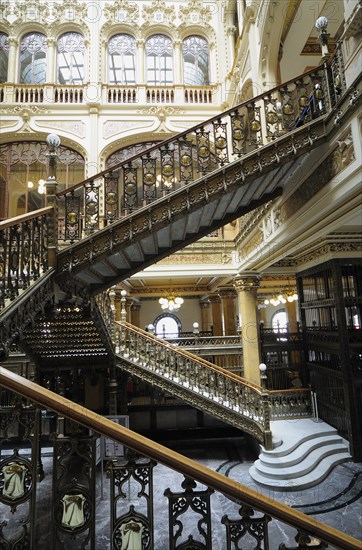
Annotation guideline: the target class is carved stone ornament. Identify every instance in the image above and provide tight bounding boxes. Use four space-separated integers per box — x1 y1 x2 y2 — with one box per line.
0 105 50 120
179 0 212 25
11 1 50 25
50 0 88 27
104 0 140 25
142 0 176 27
137 106 184 120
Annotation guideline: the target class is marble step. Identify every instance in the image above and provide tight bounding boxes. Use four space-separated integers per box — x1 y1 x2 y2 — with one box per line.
259 434 344 468
264 425 339 457
253 442 349 479
249 451 352 490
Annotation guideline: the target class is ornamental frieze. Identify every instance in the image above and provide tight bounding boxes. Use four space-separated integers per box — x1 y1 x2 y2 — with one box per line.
281 127 354 221
103 120 154 139
36 120 86 138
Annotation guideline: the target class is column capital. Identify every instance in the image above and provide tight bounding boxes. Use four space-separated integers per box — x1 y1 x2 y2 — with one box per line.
199 299 210 309
234 273 261 291
218 287 237 298
209 294 221 304
131 302 141 311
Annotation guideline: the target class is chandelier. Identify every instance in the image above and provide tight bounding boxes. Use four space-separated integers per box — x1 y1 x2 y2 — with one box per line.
159 295 184 312
264 292 298 307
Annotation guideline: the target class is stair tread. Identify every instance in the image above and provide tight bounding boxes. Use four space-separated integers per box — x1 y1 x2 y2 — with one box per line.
249 452 352 490
254 443 350 478
266 420 339 456
259 434 343 467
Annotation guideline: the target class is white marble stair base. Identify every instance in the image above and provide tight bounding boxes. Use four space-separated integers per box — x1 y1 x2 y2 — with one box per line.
249 418 352 490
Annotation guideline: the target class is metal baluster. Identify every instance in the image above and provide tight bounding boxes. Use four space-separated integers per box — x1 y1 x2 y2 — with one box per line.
142 153 157 203
84 180 100 233
178 137 194 183
123 161 138 213
160 145 176 193
222 506 271 550
64 190 81 242
213 118 229 165
104 170 119 223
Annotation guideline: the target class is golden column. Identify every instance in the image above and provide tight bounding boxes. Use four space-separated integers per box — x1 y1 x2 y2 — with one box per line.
219 288 238 335
209 294 223 335
199 300 212 333
234 274 262 385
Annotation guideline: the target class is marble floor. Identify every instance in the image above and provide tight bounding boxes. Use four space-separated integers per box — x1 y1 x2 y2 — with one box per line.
1 436 361 549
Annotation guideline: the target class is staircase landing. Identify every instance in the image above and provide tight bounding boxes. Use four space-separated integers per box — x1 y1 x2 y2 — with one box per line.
249 419 352 491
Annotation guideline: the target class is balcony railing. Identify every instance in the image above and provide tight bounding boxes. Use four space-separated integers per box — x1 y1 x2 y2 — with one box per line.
0 366 360 550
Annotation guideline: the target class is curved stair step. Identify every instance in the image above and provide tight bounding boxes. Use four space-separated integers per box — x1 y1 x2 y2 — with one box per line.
265 424 339 457
254 443 349 479
259 435 343 468
249 452 352 490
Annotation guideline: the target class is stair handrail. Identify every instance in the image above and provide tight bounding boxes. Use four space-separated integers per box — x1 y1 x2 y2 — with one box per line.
0 366 360 550
117 320 261 391
56 60 340 198
0 206 53 229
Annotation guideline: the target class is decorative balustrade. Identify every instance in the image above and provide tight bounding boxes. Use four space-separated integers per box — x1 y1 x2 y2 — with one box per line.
115 321 272 448
55 54 348 242
0 367 360 550
269 389 312 419
0 207 52 310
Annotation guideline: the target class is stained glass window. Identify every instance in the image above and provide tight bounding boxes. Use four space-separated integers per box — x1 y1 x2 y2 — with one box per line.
19 32 47 84
57 32 85 85
146 34 173 85
182 36 209 85
108 34 136 85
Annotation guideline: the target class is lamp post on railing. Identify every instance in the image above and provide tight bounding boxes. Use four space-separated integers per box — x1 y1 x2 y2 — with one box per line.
259 362 267 390
193 322 200 340
45 133 60 268
120 290 127 322
316 16 330 60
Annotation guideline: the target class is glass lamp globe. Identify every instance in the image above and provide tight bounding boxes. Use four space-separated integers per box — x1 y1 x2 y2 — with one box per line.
46 133 61 148
315 16 328 30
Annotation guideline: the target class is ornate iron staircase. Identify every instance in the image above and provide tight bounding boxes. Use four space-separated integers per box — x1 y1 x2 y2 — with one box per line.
52 58 355 296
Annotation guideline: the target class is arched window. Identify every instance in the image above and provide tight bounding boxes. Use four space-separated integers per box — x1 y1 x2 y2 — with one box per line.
272 310 287 332
108 34 136 85
146 34 173 85
153 313 181 338
182 35 209 85
57 32 85 85
0 33 9 83
19 32 47 84
0 142 85 218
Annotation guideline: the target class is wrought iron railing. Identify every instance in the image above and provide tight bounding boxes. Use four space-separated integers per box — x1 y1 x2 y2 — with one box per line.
55 52 346 242
0 207 53 310
0 367 360 550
